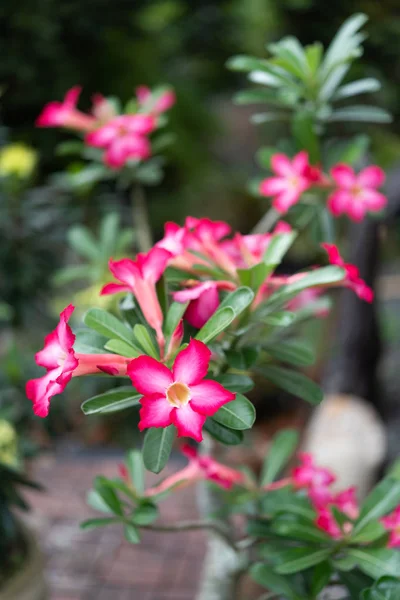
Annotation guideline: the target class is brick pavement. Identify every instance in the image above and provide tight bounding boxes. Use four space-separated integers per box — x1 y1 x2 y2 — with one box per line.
24 448 206 600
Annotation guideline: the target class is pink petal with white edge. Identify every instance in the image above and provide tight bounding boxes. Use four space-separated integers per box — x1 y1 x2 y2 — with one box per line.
357 165 385 189
189 380 235 416
138 394 173 430
172 339 211 386
271 154 294 177
330 164 356 188
35 305 75 368
26 368 64 418
128 355 173 395
184 286 220 329
57 305 76 350
327 190 352 216
141 247 172 283
360 189 387 211
170 404 206 442
259 177 288 196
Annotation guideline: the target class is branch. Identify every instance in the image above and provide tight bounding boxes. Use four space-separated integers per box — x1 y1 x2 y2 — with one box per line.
142 519 238 552
251 207 279 234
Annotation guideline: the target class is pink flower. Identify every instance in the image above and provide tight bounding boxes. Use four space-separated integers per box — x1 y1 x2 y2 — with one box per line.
315 508 342 539
36 87 96 131
381 506 400 548
311 486 359 538
26 305 130 417
181 444 244 489
292 453 336 489
328 164 387 222
136 85 176 114
127 339 235 442
259 152 317 214
334 487 359 520
85 114 155 168
101 247 172 351
91 94 118 124
173 280 236 328
322 243 374 302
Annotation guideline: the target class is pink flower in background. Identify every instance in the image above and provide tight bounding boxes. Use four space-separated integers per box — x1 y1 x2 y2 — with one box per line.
36 86 96 131
91 94 118 124
173 280 236 328
259 152 318 214
136 86 176 114
86 114 155 168
128 339 235 442
328 164 387 222
26 305 129 417
322 243 374 302
222 221 292 268
381 506 400 548
310 486 359 538
101 247 172 350
292 453 336 490
315 508 342 539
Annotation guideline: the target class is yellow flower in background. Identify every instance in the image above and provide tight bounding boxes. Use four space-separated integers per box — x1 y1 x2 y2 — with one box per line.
0 419 18 467
0 143 37 178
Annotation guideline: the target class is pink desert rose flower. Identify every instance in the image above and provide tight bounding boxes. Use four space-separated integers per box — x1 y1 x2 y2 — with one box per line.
136 85 176 114
26 305 130 417
310 486 359 538
101 247 172 351
173 280 236 328
91 94 118 124
36 86 96 131
292 453 336 489
259 152 319 214
127 339 235 442
322 243 374 302
85 114 155 168
381 506 400 548
328 164 387 222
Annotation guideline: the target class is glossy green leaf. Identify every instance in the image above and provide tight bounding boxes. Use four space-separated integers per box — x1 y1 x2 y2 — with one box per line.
263 339 315 366
164 301 188 337
256 146 279 169
81 517 118 530
250 563 301 599
213 394 255 430
292 110 320 162
334 78 381 100
233 89 286 107
305 42 323 74
328 106 392 124
124 524 140 544
322 13 368 76
126 450 145 496
311 562 333 597
250 111 290 125
272 514 332 543
204 419 244 445
262 311 296 327
215 373 255 393
260 429 299 485
344 548 400 580
237 264 271 293
84 308 136 347
94 477 123 516
74 330 108 354
218 286 255 317
132 502 158 526
262 231 297 266
142 426 175 474
133 324 159 358
81 388 141 415
86 490 113 514
361 576 400 600
67 225 99 261
226 55 270 72
353 478 400 536
104 339 142 358
195 307 236 344
258 365 323 404
275 547 333 574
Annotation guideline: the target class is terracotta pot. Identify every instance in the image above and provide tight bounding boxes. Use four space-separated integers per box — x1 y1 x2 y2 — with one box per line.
0 524 47 600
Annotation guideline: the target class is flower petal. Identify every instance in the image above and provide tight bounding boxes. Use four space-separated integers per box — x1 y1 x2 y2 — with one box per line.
189 380 235 416
327 190 351 217
128 356 173 395
273 188 300 213
259 177 288 197
35 305 75 368
172 339 211 385
292 151 309 174
170 404 206 442
360 189 387 211
141 247 172 283
100 282 131 296
331 164 356 188
86 124 117 148
347 201 366 222
138 394 173 431
321 243 343 267
357 165 385 189
184 285 220 329
271 153 294 177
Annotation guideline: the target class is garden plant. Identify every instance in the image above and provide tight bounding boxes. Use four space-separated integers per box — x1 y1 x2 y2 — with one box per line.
26 14 400 600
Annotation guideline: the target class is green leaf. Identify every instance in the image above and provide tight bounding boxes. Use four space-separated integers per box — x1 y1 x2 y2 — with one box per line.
133 324 159 358
334 78 381 101
67 225 99 261
272 514 332 543
256 146 279 169
233 89 287 107
204 419 244 445
99 212 120 259
53 264 92 286
263 339 315 366
362 577 400 600
311 562 333 597
305 42 323 74
215 373 255 393
262 232 297 267
226 55 271 73
84 308 136 347
94 477 123 515
275 547 333 574
322 13 368 76
344 548 400 580
164 301 188 337
258 365 323 405
350 519 386 544
250 563 301 599
292 110 320 162
81 388 141 415
104 339 142 358
328 106 392 124
260 429 299 485
213 394 255 430
132 503 158 526
339 569 374 599
74 330 108 354
86 490 113 514
250 111 290 125
142 426 175 474
217 286 255 317
126 450 145 495
81 517 118 530
124 524 140 544
56 140 85 156
262 311 296 327
352 478 400 537
237 263 271 293
195 307 236 344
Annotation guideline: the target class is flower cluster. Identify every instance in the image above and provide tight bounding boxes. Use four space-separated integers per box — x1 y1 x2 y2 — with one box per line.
36 85 175 169
259 151 387 222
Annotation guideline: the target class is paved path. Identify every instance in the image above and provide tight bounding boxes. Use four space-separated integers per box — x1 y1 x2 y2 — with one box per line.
24 449 206 600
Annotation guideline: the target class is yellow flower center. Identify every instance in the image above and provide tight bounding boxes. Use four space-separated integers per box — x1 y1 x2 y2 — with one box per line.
166 382 191 407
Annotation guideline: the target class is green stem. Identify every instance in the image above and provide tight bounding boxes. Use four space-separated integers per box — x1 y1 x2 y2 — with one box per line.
142 519 238 553
251 207 279 235
131 184 153 252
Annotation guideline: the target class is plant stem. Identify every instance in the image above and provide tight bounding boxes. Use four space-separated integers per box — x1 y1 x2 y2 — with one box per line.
142 519 238 553
131 184 153 252
251 208 279 235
